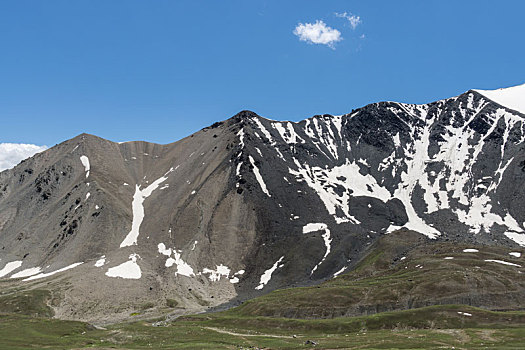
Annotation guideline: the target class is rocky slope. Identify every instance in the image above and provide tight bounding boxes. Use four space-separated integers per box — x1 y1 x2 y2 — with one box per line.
0 84 524 322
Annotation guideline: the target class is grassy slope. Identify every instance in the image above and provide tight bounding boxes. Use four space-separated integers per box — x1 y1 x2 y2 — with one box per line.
1 306 525 349
232 230 525 318
1 230 524 348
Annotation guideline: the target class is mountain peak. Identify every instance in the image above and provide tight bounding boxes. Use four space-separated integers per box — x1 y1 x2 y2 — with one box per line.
473 82 525 115
233 110 261 120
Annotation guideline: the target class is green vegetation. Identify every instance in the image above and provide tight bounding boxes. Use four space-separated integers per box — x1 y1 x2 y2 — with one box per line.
231 231 525 319
140 302 155 310
0 289 54 317
0 231 524 348
1 306 525 349
166 298 179 308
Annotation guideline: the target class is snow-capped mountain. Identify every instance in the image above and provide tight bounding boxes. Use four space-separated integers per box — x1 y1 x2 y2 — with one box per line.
0 84 524 322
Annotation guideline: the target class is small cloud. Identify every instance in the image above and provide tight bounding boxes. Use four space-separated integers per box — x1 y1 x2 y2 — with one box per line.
335 12 362 30
360 34 366 39
0 143 47 172
293 20 342 49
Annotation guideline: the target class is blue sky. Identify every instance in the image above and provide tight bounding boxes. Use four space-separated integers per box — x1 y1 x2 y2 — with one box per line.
1 0 525 146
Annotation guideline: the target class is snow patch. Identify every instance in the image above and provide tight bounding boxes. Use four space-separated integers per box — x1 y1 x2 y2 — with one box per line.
94 256 106 267
158 243 172 256
105 254 141 279
457 312 472 317
24 262 83 281
0 261 23 278
202 264 230 282
509 252 522 258
158 243 195 277
303 223 328 234
172 253 194 276
485 259 521 267
463 249 479 253
11 267 42 279
255 256 284 290
80 155 90 178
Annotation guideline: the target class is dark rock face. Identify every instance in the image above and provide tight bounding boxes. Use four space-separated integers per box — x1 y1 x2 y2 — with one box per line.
0 91 524 322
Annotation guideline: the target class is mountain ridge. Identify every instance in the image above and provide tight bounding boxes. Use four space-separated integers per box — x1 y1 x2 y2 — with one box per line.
1 86 525 322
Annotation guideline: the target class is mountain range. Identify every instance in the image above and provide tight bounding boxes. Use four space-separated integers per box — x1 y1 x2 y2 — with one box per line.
0 83 524 323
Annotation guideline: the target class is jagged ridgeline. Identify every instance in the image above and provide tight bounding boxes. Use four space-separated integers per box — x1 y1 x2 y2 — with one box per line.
0 85 524 322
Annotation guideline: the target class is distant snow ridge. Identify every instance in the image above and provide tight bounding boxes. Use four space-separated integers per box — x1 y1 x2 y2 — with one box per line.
474 83 525 115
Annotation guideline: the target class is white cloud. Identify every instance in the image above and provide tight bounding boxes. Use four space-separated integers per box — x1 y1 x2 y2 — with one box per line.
335 12 362 30
0 143 47 172
293 20 342 49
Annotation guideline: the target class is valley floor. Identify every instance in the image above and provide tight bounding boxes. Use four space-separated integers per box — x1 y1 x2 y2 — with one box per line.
1 305 525 349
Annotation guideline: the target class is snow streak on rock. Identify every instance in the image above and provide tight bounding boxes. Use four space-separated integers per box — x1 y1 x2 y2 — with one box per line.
0 261 22 278
120 168 173 248
333 266 347 277
10 267 42 279
485 259 521 267
504 232 525 247
388 105 440 238
249 156 271 197
303 223 332 274
290 159 389 224
255 256 284 290
24 262 83 281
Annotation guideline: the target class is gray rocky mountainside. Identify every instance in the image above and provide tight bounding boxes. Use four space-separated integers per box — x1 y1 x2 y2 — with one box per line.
1 87 525 323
